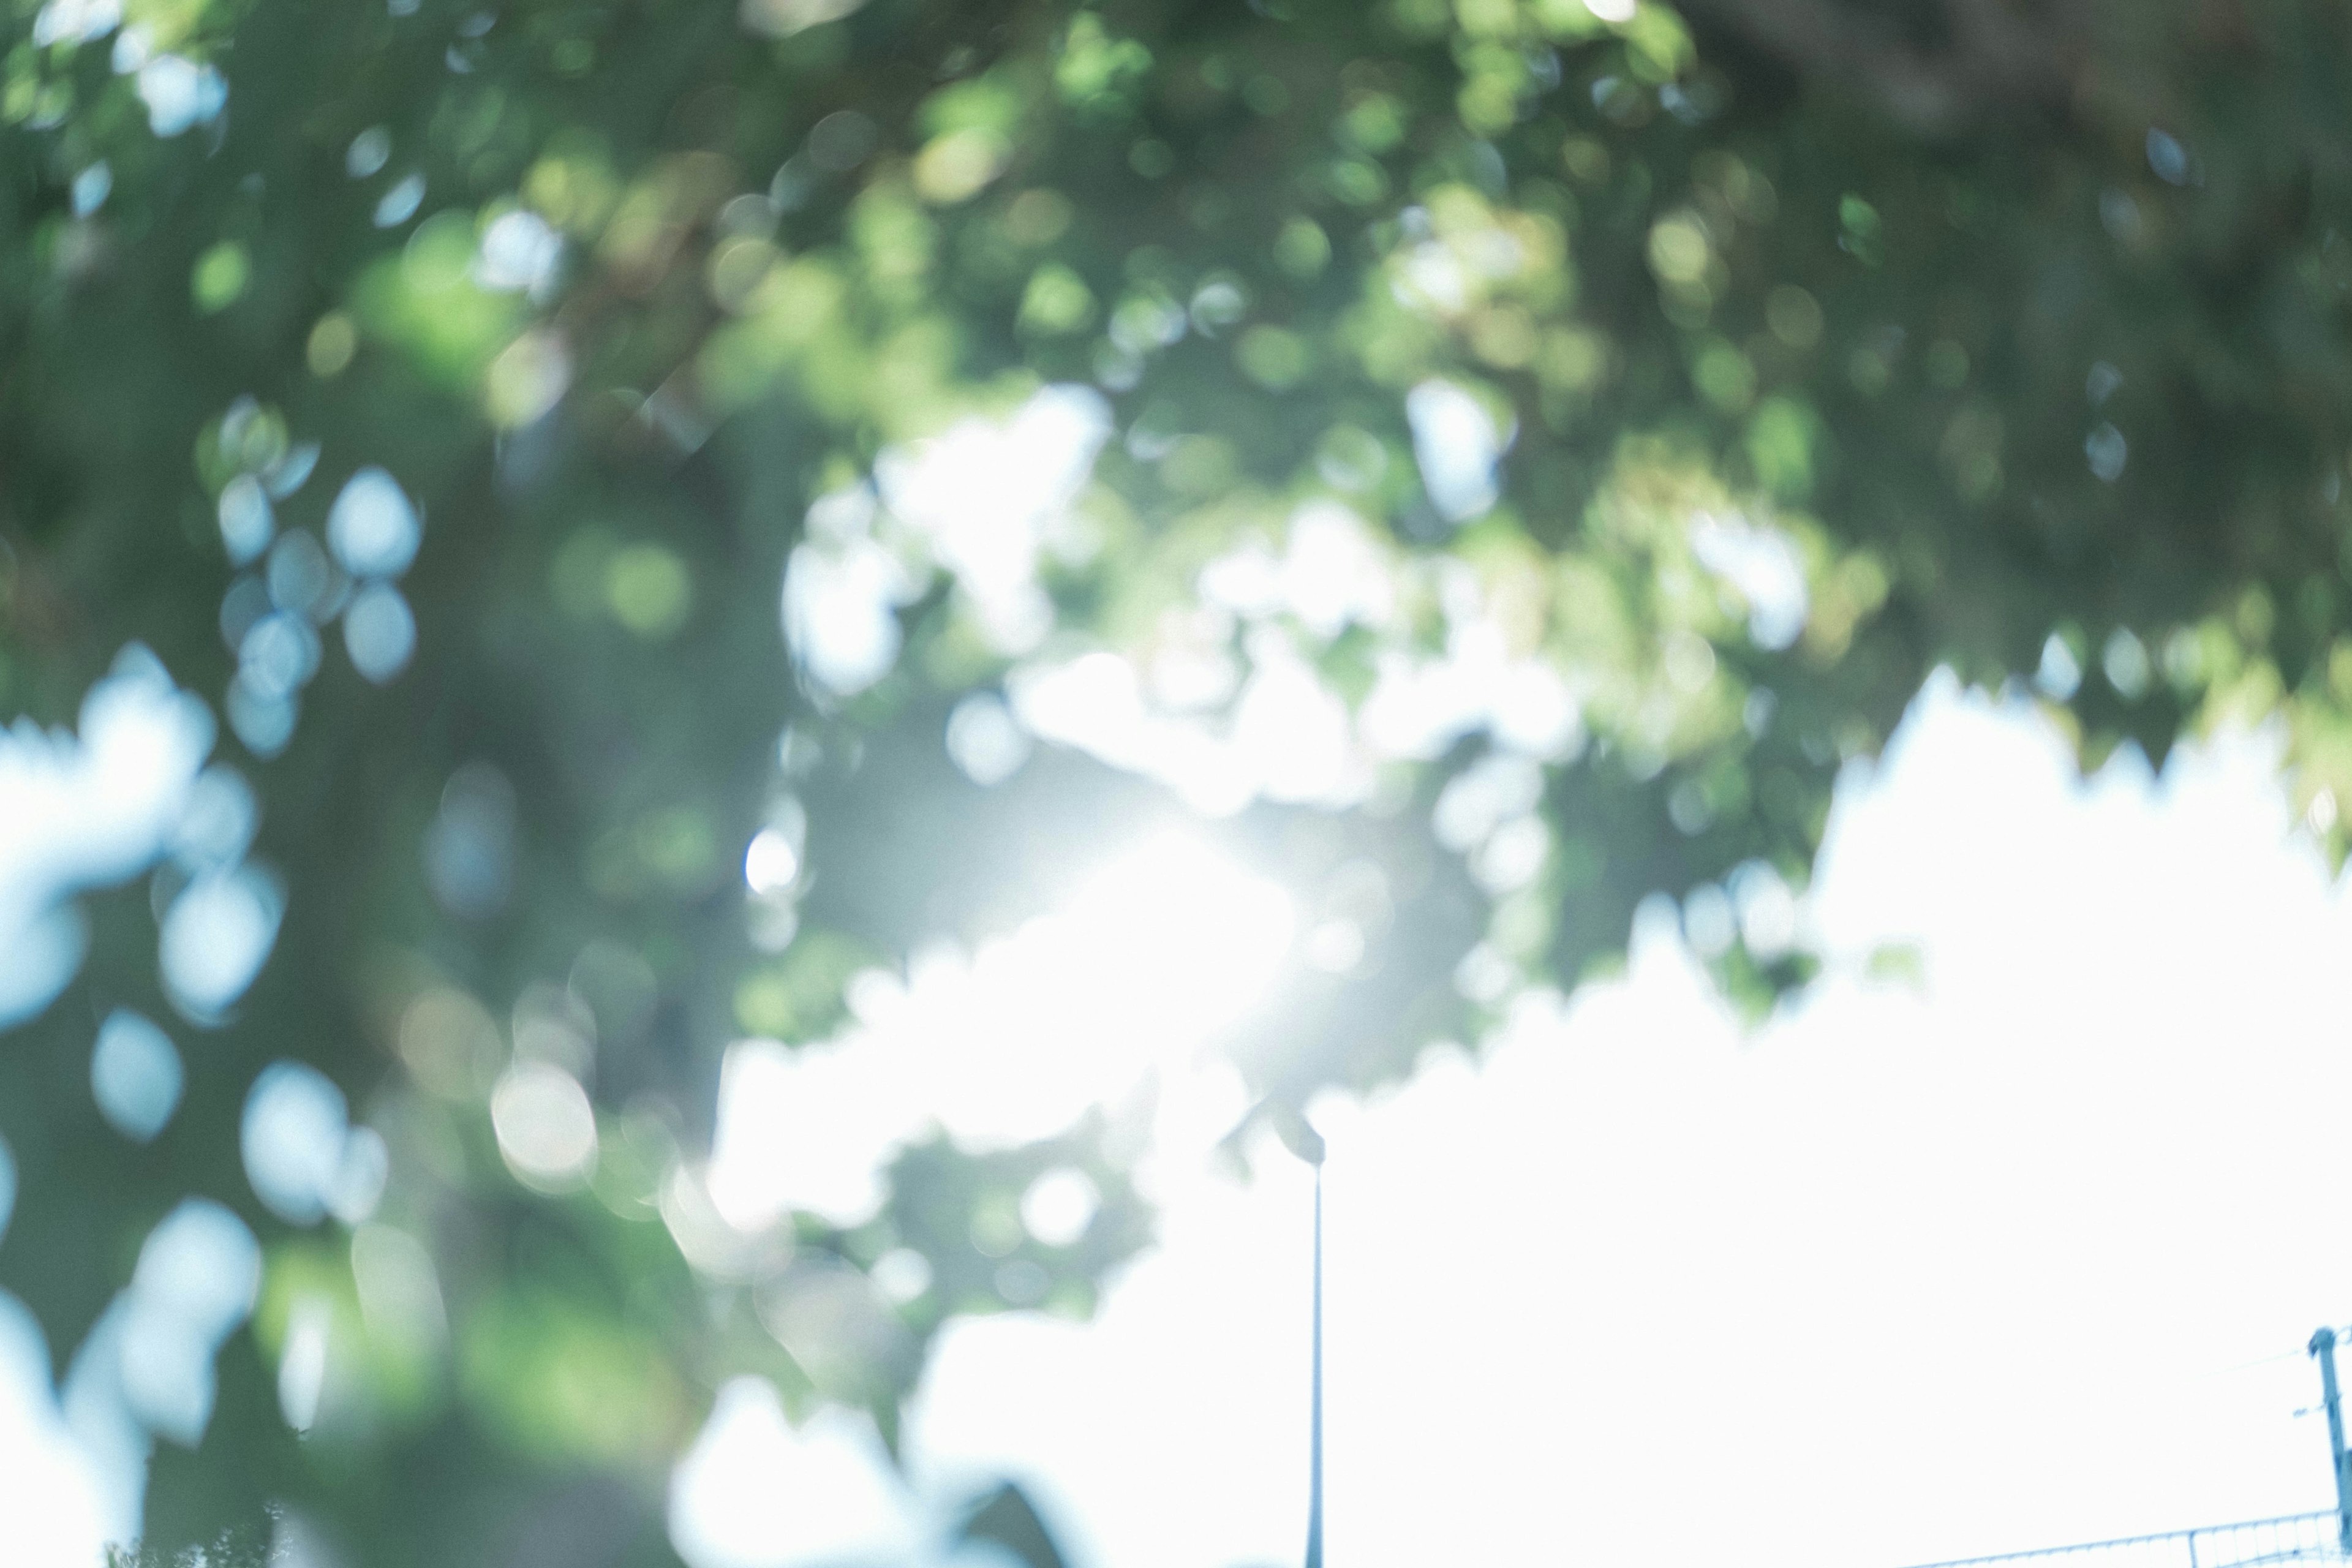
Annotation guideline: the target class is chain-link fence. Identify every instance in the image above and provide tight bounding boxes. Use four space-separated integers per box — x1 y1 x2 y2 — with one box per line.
1904 1513 2348 1568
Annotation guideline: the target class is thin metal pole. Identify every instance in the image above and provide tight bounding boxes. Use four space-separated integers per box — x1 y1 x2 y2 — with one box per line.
1306 1163 1324 1568
2309 1326 2351 1553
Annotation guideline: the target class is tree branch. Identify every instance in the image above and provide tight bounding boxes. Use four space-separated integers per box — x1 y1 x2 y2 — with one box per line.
1674 0 2087 136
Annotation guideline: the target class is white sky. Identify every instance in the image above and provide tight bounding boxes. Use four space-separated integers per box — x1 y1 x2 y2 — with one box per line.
13 672 2352 1568
901 671 2352 1568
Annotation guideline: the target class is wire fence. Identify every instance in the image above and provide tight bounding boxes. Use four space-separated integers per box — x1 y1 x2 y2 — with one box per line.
1903 1512 2348 1568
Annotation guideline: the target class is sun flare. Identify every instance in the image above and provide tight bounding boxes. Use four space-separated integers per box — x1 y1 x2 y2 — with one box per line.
707 832 1295 1232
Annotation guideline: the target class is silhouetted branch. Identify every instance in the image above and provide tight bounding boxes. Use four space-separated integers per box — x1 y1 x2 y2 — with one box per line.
1677 0 2087 134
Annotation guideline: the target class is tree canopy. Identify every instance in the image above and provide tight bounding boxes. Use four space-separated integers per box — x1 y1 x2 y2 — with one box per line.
2 0 2348 1560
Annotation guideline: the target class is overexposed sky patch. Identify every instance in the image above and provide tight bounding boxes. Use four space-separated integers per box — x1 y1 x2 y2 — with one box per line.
902 673 2352 1568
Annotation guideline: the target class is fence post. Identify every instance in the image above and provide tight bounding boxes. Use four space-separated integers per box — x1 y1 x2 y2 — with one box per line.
2309 1327 2351 1553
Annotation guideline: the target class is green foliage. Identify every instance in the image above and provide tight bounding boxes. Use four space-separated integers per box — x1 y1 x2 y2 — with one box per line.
960 1480 1071 1568
4 0 2351 1560
104 1519 273 1568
